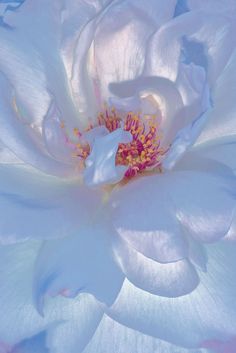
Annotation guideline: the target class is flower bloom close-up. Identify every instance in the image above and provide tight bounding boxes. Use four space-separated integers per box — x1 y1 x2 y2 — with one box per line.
0 0 236 352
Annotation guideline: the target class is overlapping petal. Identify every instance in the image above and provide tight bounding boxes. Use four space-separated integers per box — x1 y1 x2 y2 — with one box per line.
106 241 236 349
33 222 124 311
0 164 102 243
0 241 103 349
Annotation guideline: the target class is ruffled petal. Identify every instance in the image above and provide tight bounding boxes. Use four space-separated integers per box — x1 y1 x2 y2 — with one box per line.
0 164 101 243
144 10 236 86
33 223 124 311
83 314 209 353
0 241 103 347
106 241 236 349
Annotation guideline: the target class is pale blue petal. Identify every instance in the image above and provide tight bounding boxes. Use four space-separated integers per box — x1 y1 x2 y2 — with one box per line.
0 73 76 177
106 241 236 349
0 164 102 243
0 241 103 347
112 235 199 297
33 223 124 311
11 331 49 353
85 0 177 103
144 10 236 86
83 315 209 353
84 128 132 186
196 50 236 145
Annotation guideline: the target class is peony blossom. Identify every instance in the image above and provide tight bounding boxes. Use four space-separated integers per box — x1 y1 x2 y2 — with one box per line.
0 0 236 352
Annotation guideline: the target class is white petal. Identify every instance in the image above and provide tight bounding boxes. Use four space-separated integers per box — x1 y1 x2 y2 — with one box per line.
84 128 132 186
0 164 101 243
196 49 236 146
110 179 188 264
111 170 236 245
144 10 236 86
0 71 75 177
33 223 124 311
87 0 177 103
112 235 199 297
0 241 103 347
0 0 79 127
106 241 236 349
83 314 208 353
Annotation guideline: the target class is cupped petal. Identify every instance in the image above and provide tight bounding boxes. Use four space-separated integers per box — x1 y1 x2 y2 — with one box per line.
0 241 103 348
83 314 208 353
33 223 124 312
112 234 199 298
0 164 102 243
106 241 236 349
85 0 177 105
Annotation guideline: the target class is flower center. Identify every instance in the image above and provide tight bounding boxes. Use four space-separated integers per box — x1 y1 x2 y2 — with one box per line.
62 108 167 182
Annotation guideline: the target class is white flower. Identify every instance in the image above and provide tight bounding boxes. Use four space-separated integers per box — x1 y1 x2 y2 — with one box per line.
0 0 236 352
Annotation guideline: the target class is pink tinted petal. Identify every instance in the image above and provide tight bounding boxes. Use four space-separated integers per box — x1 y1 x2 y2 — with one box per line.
202 337 236 353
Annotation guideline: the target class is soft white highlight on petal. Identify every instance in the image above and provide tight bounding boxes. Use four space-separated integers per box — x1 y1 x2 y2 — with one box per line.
112 235 199 298
88 0 177 103
110 179 188 264
84 128 132 186
111 170 236 245
0 164 102 243
106 241 236 349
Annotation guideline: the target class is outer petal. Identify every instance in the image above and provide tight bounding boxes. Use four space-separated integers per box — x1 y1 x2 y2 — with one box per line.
0 0 79 127
0 241 103 348
33 222 124 311
83 314 209 353
106 241 236 349
0 164 102 243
